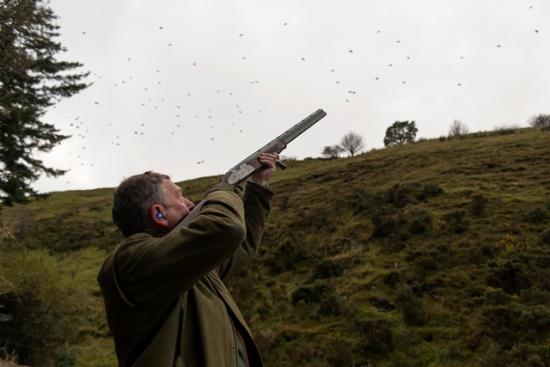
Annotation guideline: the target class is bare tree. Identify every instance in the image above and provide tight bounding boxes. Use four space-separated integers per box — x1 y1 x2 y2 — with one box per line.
448 120 469 137
321 145 344 159
340 132 365 157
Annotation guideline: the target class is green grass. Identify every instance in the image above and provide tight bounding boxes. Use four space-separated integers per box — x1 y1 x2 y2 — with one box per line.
1 127 550 366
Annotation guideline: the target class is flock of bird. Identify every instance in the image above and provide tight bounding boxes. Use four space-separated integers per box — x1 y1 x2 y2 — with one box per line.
48 4 543 187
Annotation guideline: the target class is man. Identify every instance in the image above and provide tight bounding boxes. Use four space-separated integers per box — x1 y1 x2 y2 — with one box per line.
97 152 279 367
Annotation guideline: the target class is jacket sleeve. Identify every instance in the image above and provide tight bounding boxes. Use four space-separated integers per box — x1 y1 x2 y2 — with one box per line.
113 183 246 306
217 181 273 280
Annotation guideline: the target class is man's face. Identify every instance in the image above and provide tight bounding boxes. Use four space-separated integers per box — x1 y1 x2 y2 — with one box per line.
159 179 195 229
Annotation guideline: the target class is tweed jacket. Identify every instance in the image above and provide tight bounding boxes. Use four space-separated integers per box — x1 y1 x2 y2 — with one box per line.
97 182 273 367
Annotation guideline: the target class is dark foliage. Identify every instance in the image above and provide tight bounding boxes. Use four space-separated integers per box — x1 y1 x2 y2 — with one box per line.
443 209 469 233
520 288 550 306
264 236 307 274
402 207 433 235
383 121 418 147
526 205 548 224
368 296 396 311
383 271 401 288
324 341 354 367
356 317 394 356
477 302 550 349
486 257 531 294
0 0 89 204
395 287 426 326
346 183 442 240
290 281 334 305
469 193 488 215
541 228 550 246
312 258 344 279
318 293 343 316
386 182 443 207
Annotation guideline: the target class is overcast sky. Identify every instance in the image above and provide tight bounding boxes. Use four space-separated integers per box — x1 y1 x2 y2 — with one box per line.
35 0 549 192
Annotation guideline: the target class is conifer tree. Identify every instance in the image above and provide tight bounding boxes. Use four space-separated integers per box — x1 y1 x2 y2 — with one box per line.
0 0 89 205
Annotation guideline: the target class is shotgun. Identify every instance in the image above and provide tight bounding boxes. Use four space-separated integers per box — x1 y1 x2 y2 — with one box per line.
171 108 327 231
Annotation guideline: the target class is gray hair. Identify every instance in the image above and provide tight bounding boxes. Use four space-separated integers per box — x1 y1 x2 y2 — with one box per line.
112 171 170 237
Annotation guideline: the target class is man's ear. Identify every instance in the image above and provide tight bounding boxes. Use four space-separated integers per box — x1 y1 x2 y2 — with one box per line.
150 204 169 228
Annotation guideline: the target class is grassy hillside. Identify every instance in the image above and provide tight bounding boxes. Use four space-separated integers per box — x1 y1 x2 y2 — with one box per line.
1 127 549 366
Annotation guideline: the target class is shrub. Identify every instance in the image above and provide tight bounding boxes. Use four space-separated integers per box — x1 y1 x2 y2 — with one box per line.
486 258 531 294
290 281 343 317
318 293 343 316
443 209 469 233
312 259 344 279
421 183 444 199
290 281 334 305
526 205 547 224
469 193 487 215
346 189 386 215
404 207 433 235
0 249 97 366
372 213 397 238
520 288 550 306
386 182 443 208
264 237 307 274
369 296 396 311
324 341 354 367
541 228 550 246
356 317 394 356
395 287 426 326
345 189 398 238
383 271 401 288
55 347 77 367
509 343 550 367
386 182 422 207
478 303 550 349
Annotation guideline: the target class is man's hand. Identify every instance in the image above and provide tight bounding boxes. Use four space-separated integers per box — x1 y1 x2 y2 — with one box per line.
248 152 279 187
